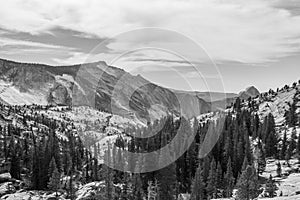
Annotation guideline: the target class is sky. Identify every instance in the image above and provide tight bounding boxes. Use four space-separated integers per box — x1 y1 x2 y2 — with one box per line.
0 0 300 93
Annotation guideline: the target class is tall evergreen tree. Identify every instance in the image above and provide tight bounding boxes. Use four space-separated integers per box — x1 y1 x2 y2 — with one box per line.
285 100 297 127
48 161 61 198
224 157 235 198
264 114 278 158
236 165 260 200
206 159 217 199
288 127 298 155
157 146 177 200
191 165 205 200
257 141 266 175
285 146 292 166
48 157 57 180
216 162 223 189
9 137 21 179
276 162 282 177
132 174 144 200
280 130 287 159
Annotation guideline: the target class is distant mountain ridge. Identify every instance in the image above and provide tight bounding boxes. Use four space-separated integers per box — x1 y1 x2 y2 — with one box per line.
0 58 213 122
170 89 238 102
239 86 260 99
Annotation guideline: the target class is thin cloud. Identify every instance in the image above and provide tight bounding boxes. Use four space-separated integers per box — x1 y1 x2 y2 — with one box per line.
0 0 300 64
129 58 204 65
0 37 74 50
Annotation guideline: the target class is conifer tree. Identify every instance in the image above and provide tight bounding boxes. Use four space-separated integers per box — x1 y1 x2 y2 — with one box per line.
280 130 287 159
191 165 205 200
289 127 298 154
265 175 278 198
48 157 57 180
225 157 235 198
206 159 217 199
157 145 177 200
264 114 278 158
63 150 72 175
236 165 260 200
285 101 297 127
276 162 282 177
9 137 21 179
285 147 292 166
257 141 266 175
92 158 99 181
120 173 131 200
216 162 223 189
237 134 245 172
234 97 242 113
48 162 61 198
133 173 144 200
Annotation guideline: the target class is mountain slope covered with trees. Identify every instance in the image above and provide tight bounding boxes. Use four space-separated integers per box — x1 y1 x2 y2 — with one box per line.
0 79 299 199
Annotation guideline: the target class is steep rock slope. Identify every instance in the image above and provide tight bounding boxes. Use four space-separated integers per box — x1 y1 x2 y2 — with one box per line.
0 58 211 122
239 86 260 99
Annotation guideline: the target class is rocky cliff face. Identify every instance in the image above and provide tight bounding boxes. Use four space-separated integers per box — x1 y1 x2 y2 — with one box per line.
239 86 260 100
0 58 211 122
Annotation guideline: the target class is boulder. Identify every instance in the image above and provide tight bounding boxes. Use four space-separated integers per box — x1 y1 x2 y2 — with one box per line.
0 173 11 184
0 182 15 197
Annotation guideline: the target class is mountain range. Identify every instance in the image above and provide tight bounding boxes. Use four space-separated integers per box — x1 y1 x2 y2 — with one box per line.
0 58 259 123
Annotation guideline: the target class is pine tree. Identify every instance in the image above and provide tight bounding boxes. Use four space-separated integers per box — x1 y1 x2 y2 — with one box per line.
191 165 205 200
236 165 260 200
264 114 278 158
133 173 144 200
120 173 132 200
157 146 177 200
244 131 252 163
285 145 292 166
257 141 266 175
67 168 75 200
63 150 72 175
206 159 217 199
225 157 235 198
265 175 278 198
237 136 245 173
276 162 282 177
285 101 297 127
3 126 8 161
289 127 298 154
48 157 57 180
280 130 287 159
216 162 223 189
48 162 61 198
234 97 242 113
9 137 21 180
92 158 99 181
